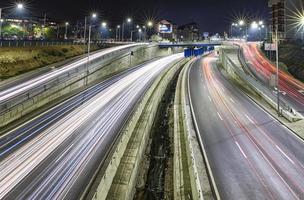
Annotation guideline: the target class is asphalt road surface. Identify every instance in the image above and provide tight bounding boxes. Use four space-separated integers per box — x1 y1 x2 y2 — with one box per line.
0 53 183 199
240 42 304 114
188 54 304 200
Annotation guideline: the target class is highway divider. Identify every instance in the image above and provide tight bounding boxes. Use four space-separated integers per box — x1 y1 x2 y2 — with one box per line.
174 57 220 200
85 57 187 200
0 44 183 129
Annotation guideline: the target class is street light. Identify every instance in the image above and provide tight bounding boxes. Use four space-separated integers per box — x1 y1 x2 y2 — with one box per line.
84 12 97 44
122 17 132 41
239 20 245 26
147 21 153 28
116 25 121 41
0 3 24 39
101 22 107 28
64 22 69 39
17 3 24 9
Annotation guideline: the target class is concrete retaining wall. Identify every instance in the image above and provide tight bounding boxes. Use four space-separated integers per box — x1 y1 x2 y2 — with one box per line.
0 45 182 128
86 59 186 200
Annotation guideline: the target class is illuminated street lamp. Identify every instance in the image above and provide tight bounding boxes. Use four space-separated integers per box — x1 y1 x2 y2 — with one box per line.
238 20 245 26
64 22 69 39
101 22 107 28
0 3 24 38
259 20 264 26
84 12 97 44
116 25 121 41
122 17 132 41
147 21 153 28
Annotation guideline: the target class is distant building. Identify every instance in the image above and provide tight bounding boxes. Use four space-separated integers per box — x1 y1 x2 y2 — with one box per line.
268 0 303 40
156 19 177 41
177 22 200 42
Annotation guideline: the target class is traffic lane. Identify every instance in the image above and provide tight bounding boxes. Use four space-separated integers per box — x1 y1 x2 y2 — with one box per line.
189 58 273 199
0 59 152 159
241 43 304 111
0 54 183 199
30 74 154 200
208 57 304 198
6 82 138 199
189 56 304 199
0 43 145 102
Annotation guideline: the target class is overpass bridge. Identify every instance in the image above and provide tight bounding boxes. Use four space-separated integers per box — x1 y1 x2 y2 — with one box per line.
158 41 222 48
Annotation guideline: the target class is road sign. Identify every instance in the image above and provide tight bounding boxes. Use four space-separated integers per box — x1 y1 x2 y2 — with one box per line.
265 43 276 51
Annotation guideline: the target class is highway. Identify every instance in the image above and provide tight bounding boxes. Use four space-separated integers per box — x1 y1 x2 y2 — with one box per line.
0 43 144 103
239 42 304 114
188 53 304 199
0 53 183 199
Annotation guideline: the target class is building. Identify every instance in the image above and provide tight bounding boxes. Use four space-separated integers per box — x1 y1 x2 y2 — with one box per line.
156 19 177 41
268 0 303 40
177 22 200 42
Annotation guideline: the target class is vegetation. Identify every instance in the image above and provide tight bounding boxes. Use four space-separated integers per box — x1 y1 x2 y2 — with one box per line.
0 45 100 79
279 43 304 82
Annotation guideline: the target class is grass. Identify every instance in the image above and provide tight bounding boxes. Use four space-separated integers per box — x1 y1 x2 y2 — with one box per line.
0 45 100 80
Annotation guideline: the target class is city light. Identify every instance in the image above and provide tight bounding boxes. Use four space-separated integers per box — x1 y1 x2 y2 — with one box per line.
117 25 120 28
147 21 153 27
127 18 132 23
65 22 69 26
251 21 258 29
101 22 107 28
239 20 245 26
17 3 24 9
92 13 97 18
138 28 142 32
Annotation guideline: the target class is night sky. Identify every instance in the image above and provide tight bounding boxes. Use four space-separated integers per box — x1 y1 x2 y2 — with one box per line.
1 0 269 34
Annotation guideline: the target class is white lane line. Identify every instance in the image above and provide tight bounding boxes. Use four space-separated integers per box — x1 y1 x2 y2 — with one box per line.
245 114 254 124
230 97 235 104
217 112 223 121
55 144 74 163
208 96 212 102
275 145 295 165
235 141 247 159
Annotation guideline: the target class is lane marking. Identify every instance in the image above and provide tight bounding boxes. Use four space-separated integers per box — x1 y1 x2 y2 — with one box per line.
245 114 255 124
235 141 247 159
275 145 295 165
55 144 74 163
217 112 223 121
208 96 212 102
230 97 235 104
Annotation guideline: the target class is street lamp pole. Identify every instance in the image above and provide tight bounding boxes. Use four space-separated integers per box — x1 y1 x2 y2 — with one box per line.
0 4 24 39
84 17 87 44
275 26 280 116
86 25 92 85
64 22 69 39
0 8 2 39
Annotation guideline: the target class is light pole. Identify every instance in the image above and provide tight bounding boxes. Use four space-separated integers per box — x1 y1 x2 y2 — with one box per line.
84 13 97 44
0 3 24 39
116 25 120 41
238 20 247 40
275 26 280 116
64 22 69 39
138 28 142 41
122 17 131 41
